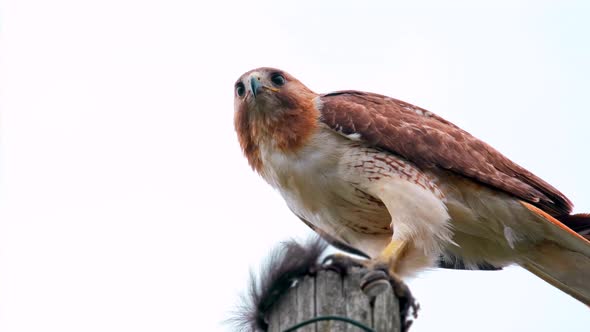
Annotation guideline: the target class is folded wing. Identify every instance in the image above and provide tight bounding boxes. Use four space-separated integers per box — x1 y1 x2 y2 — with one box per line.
319 91 572 216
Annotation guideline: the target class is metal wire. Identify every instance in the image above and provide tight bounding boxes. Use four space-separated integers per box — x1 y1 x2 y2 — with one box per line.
282 315 376 332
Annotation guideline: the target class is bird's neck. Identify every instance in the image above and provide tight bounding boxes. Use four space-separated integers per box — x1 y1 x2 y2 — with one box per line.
235 98 320 173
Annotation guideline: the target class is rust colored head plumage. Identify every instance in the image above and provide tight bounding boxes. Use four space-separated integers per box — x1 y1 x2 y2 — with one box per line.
234 67 320 172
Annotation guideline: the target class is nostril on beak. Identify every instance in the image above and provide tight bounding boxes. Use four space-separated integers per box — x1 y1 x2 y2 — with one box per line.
250 76 262 98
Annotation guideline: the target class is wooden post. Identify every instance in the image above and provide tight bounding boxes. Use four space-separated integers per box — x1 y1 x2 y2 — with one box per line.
267 267 402 332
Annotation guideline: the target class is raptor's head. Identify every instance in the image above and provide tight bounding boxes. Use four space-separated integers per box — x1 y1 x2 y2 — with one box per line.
234 67 319 172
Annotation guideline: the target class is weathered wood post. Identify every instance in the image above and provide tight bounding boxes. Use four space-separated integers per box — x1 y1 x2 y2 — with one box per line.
267 267 402 332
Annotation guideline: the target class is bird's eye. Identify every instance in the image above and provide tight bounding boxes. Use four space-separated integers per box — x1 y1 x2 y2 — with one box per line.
270 73 285 86
236 83 245 97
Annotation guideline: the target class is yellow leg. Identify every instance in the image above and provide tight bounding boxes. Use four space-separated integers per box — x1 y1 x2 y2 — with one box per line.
361 239 419 324
376 240 408 273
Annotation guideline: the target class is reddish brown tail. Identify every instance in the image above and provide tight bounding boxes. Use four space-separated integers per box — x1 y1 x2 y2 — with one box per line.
520 202 590 305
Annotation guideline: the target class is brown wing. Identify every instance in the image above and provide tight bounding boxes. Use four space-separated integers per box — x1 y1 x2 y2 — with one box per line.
319 90 572 216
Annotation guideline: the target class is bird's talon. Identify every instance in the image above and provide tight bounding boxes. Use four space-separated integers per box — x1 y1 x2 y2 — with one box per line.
360 269 391 297
359 266 419 331
321 253 368 275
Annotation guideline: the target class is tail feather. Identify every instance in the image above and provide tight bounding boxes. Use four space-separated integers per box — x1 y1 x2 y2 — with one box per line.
558 213 590 240
520 202 590 305
521 241 590 305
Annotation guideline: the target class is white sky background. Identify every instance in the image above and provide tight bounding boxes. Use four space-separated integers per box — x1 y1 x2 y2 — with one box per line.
1 0 589 331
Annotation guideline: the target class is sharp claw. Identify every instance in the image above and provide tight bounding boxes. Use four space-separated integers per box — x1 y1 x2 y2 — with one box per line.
323 262 348 275
320 254 338 265
321 253 368 275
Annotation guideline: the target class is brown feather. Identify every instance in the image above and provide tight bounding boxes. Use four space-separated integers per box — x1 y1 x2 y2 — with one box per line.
319 91 573 216
235 102 263 171
234 68 319 173
558 213 590 240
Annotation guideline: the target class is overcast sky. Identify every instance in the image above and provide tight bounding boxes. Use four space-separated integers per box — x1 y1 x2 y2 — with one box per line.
1 0 589 331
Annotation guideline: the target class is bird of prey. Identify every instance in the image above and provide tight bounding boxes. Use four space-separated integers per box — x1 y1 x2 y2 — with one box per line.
233 67 590 305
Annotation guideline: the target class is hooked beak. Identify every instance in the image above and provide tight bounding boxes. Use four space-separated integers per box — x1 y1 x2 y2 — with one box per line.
250 76 262 98
249 75 279 99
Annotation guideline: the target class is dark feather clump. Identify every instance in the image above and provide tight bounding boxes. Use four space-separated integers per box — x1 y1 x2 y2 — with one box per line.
228 236 328 332
437 253 502 271
558 213 590 240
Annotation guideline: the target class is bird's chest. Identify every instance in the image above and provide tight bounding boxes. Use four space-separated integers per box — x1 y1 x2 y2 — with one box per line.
259 131 392 234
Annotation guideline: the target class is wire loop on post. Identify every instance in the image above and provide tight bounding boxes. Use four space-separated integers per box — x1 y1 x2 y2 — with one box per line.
282 315 376 332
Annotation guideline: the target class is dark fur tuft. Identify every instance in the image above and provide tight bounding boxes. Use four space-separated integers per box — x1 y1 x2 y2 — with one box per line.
227 237 328 331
